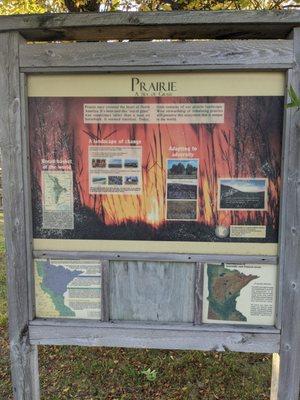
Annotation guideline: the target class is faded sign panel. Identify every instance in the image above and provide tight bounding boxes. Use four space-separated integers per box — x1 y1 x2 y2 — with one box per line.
110 261 195 322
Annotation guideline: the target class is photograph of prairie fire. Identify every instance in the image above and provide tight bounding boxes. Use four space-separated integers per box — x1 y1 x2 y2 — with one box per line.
29 95 283 243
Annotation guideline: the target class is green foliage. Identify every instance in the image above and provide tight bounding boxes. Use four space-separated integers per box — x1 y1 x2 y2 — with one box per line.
287 85 300 109
0 0 296 14
0 0 65 14
135 0 291 11
141 368 158 381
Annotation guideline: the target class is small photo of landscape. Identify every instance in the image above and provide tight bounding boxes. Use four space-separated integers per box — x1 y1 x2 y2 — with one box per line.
167 182 198 199
108 176 123 185
92 176 107 185
166 200 197 220
92 158 106 168
108 159 123 168
124 159 138 168
167 159 198 180
219 178 267 210
125 176 139 185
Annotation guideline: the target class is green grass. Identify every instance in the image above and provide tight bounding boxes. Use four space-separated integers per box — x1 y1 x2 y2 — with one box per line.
0 212 272 399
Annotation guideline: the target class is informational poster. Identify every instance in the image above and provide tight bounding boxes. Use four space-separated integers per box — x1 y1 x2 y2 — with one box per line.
89 146 142 194
42 170 74 229
166 159 199 221
34 259 102 319
28 72 284 255
217 178 268 211
202 263 277 325
84 102 224 124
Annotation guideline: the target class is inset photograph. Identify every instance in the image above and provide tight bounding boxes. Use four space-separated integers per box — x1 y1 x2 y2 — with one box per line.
167 182 197 199
92 158 106 168
125 176 139 185
167 159 198 180
124 159 138 168
108 159 122 168
166 200 197 220
108 176 123 185
92 176 107 185
218 178 268 210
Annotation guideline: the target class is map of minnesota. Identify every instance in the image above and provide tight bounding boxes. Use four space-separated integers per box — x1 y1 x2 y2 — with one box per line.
207 264 258 322
35 259 103 319
36 260 82 317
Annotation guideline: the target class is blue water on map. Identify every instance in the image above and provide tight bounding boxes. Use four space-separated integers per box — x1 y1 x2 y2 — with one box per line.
43 263 82 295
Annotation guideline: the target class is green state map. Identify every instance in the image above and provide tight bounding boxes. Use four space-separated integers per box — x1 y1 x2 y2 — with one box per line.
207 264 258 322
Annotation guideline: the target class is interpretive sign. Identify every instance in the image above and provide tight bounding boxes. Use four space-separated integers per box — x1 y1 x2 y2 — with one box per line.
29 73 283 256
0 11 299 400
41 170 74 229
34 259 102 319
26 72 283 325
203 263 277 325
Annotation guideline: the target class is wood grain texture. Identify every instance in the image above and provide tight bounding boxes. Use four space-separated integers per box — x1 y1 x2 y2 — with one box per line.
271 353 280 400
0 32 40 400
28 320 280 353
109 261 195 322
193 262 203 325
275 28 300 400
275 69 291 331
33 250 278 264
1 11 300 41
19 40 293 70
20 73 35 322
29 318 280 333
101 260 110 322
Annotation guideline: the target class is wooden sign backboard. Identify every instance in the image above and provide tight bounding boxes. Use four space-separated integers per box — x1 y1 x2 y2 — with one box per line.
0 11 299 400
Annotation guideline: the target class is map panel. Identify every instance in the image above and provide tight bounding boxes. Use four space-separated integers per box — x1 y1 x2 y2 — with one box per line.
35 259 102 319
42 170 74 230
203 263 277 325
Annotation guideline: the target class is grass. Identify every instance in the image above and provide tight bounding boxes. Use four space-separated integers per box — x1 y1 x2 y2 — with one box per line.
0 212 273 399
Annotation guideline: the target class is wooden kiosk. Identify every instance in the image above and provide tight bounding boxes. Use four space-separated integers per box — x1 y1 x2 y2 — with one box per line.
0 10 300 400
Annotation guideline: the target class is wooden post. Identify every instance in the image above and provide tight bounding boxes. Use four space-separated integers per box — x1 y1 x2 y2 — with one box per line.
271 28 300 400
0 32 40 400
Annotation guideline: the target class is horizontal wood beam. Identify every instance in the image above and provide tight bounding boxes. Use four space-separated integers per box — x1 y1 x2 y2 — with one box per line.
19 40 293 71
1 11 300 41
33 250 278 264
29 318 281 333
29 320 280 353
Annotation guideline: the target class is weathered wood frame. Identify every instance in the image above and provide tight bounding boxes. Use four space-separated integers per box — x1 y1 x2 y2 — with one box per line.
0 11 299 400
